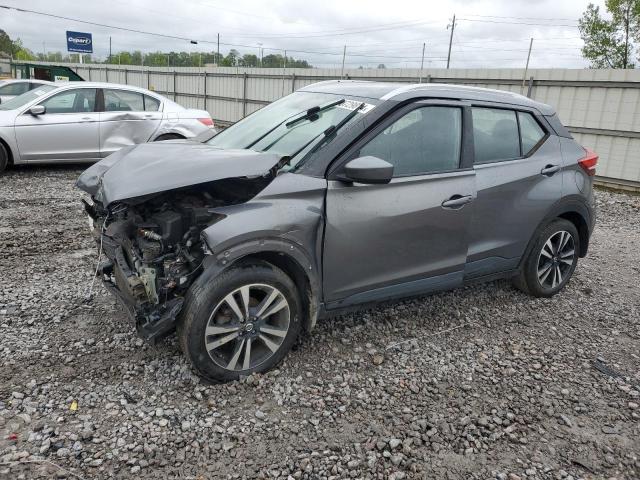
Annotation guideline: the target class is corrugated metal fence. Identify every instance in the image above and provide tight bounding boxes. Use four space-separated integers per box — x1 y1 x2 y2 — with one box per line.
25 62 640 188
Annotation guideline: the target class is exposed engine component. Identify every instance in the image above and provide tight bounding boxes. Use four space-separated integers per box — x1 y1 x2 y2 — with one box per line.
85 177 271 343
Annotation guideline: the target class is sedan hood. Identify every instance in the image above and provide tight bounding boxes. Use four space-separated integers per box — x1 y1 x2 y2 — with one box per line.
76 142 280 205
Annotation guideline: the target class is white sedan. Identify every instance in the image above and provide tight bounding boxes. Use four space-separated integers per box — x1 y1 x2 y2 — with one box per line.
0 82 215 173
0 79 56 104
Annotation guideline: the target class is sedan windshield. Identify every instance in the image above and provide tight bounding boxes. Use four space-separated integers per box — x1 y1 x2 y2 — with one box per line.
207 91 374 164
0 85 58 111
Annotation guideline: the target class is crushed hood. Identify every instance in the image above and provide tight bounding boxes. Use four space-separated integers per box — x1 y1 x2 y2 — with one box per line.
76 142 280 205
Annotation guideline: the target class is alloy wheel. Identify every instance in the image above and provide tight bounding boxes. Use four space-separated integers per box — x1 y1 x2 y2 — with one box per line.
536 230 576 289
204 283 290 372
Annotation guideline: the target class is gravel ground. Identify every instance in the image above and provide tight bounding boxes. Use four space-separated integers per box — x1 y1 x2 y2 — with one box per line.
0 165 638 480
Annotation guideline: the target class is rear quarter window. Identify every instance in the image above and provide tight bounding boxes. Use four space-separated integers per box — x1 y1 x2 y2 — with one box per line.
518 111 547 155
545 113 573 138
144 95 161 111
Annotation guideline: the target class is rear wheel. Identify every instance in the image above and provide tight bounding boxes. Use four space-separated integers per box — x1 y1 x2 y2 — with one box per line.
154 133 184 141
177 262 301 383
513 219 579 297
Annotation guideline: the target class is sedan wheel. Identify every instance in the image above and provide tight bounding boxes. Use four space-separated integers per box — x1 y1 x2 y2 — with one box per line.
205 284 291 372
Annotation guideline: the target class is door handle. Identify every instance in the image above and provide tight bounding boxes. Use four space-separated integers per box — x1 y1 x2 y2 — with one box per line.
80 117 92 122
441 195 473 209
541 164 560 176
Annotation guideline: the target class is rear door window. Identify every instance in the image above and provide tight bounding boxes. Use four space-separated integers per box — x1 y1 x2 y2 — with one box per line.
104 89 145 112
472 108 520 163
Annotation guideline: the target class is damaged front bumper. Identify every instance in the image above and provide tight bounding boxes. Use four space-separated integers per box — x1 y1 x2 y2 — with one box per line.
96 257 185 344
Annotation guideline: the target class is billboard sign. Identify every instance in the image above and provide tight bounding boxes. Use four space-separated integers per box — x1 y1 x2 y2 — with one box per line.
66 31 93 53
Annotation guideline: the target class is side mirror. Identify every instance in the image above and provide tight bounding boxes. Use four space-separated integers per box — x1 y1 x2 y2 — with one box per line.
29 105 46 116
342 156 394 185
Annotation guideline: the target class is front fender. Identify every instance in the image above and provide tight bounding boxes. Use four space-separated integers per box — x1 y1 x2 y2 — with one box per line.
199 173 327 326
0 129 21 164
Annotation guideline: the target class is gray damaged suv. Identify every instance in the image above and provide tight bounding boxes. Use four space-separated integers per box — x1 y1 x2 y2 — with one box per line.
77 81 598 382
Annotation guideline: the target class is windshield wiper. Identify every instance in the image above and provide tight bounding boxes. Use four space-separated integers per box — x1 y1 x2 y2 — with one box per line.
246 98 345 150
278 101 366 171
285 99 345 128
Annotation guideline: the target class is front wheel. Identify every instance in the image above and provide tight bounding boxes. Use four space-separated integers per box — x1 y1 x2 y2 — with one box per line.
177 262 301 383
513 219 580 297
0 142 9 174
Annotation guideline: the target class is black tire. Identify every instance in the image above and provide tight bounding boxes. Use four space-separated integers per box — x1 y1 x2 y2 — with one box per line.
513 219 580 297
177 262 302 383
0 142 9 174
154 133 184 141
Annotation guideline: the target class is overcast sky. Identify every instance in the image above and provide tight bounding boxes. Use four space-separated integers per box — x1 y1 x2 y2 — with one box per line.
2 0 606 69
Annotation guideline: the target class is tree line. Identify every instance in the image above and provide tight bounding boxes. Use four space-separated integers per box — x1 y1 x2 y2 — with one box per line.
0 29 312 68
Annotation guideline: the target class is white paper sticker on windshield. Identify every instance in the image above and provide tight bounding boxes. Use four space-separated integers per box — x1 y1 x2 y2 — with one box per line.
337 99 375 113
32 90 47 96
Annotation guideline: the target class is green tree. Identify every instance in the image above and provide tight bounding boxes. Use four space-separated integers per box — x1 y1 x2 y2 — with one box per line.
0 29 14 56
579 1 640 68
221 49 240 66
0 29 30 58
239 54 258 67
13 39 36 61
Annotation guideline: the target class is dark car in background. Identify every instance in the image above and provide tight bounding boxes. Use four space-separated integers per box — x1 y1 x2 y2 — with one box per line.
77 80 597 383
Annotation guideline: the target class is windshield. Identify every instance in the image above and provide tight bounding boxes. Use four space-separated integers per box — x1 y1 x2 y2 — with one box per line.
207 91 375 166
0 85 58 111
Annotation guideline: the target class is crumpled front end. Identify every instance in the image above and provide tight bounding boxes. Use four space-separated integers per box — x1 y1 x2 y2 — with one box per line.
76 144 282 342
82 176 275 343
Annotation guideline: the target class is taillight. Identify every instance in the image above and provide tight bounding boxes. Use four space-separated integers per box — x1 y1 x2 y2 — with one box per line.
578 148 598 176
198 118 214 128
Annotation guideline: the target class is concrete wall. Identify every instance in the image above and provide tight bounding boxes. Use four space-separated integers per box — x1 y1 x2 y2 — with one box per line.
26 62 640 187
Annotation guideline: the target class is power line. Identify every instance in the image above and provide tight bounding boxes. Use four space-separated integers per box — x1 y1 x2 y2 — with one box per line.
458 18 578 27
225 20 444 39
463 14 578 22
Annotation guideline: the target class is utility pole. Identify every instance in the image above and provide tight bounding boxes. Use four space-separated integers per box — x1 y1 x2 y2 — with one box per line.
521 37 534 93
109 36 112 63
624 2 630 68
282 50 287 95
446 14 456 69
341 45 346 79
419 42 426 83
217 33 220 66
